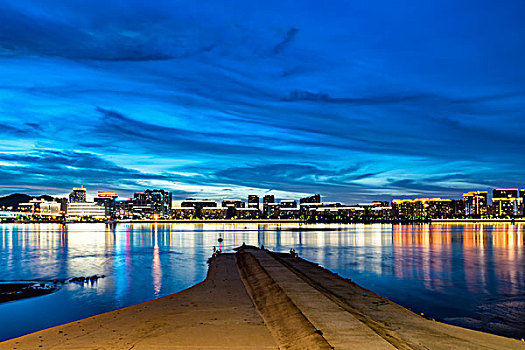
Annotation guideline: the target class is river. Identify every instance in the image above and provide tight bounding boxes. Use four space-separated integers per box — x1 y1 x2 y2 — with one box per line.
0 223 523 341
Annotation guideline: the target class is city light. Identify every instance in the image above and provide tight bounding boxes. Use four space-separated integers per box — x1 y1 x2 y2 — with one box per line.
2 186 525 222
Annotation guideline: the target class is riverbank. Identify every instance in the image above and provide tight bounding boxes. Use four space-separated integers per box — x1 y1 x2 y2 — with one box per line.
3 218 525 225
1 247 523 349
431 218 525 223
0 218 525 230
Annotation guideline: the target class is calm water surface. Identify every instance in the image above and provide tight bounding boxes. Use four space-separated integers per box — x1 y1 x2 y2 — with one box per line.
0 223 524 340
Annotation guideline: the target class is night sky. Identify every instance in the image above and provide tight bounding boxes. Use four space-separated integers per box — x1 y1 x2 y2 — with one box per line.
1 1 524 202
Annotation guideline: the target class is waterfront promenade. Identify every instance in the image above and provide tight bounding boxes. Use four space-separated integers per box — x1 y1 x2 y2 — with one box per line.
5 218 525 225
1 247 524 349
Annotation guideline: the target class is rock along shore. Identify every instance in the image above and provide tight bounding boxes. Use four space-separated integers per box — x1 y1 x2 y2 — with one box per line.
1 246 524 349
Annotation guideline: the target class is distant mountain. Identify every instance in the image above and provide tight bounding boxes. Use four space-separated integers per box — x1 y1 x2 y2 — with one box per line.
0 193 32 209
0 193 66 209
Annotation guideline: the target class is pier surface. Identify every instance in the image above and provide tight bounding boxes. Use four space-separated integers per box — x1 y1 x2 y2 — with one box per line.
1 247 524 349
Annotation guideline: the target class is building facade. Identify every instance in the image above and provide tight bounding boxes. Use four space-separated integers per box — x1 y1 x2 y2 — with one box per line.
492 189 522 216
69 186 87 203
463 191 488 216
19 199 62 217
248 195 260 209
133 189 172 218
263 194 275 217
67 202 106 219
392 199 414 217
279 200 297 208
94 192 118 218
181 199 217 218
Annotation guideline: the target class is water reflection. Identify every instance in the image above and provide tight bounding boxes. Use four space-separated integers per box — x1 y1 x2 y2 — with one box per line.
0 223 524 340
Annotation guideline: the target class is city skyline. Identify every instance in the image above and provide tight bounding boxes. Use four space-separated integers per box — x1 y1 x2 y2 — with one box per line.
3 184 525 220
1 1 525 203
3 183 525 204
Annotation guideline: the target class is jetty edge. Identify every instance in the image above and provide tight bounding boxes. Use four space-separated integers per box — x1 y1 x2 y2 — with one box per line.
0 247 523 349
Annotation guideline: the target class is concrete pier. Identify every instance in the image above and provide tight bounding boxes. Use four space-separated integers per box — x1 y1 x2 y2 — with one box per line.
1 247 524 349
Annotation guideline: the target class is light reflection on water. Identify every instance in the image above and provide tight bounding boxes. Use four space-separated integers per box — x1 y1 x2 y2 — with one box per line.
0 223 524 340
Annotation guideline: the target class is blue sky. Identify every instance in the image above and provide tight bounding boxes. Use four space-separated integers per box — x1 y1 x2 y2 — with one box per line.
0 0 524 202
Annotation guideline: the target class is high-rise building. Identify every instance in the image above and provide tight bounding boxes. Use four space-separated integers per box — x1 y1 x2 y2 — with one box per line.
69 185 87 203
521 189 525 216
263 194 275 217
452 199 465 216
463 191 488 216
222 199 245 218
493 189 518 198
426 198 453 217
248 195 259 209
115 199 133 218
94 192 118 218
492 188 522 216
133 189 172 218
392 199 414 217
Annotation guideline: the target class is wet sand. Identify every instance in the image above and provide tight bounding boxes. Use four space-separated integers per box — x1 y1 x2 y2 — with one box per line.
1 247 524 349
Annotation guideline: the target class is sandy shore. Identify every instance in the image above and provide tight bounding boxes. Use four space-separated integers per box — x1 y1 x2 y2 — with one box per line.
1 247 524 349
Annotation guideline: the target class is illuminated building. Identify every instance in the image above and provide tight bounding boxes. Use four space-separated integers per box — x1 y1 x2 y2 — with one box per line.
279 200 297 208
133 189 172 218
358 202 385 216
313 206 364 219
69 185 87 203
299 202 323 215
392 199 414 217
67 202 106 219
247 195 260 209
300 194 321 204
181 199 217 218
300 202 318 211
426 199 453 217
201 207 227 219
413 199 429 216
493 189 518 198
221 199 245 208
463 191 488 216
181 199 217 208
392 198 453 217
115 199 133 218
413 198 454 217
522 189 525 215
222 199 245 218
236 207 260 219
452 199 465 216
492 189 522 216
369 206 392 217
263 194 275 217
278 207 301 219
266 203 280 218
171 207 196 219
19 199 61 217
299 202 354 219
94 192 118 217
